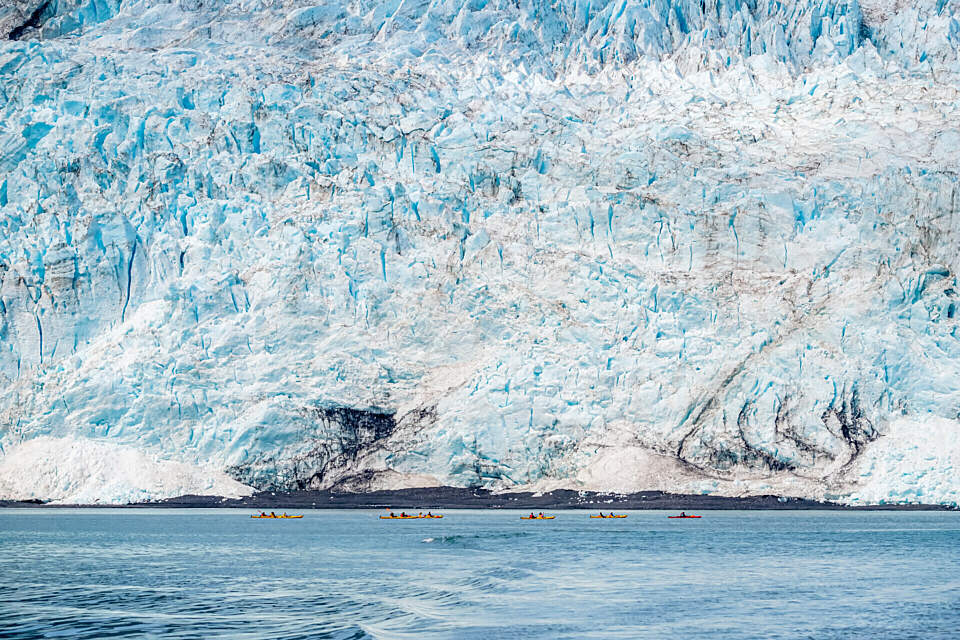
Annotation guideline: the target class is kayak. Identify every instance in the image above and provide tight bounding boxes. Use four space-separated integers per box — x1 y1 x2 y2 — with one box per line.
521 516 555 520
379 515 443 519
667 515 701 519
590 515 628 518
251 515 303 519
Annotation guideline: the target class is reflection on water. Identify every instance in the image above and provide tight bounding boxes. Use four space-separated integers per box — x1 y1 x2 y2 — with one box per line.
1 509 959 639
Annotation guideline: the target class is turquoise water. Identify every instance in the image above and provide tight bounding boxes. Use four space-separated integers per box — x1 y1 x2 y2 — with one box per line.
1 509 958 639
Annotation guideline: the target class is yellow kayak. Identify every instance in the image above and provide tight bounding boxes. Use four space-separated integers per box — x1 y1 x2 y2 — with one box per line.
521 516 555 520
251 515 303 519
590 515 628 518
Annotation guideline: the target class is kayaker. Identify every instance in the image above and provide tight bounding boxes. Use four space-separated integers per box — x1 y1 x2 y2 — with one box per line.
270 511 277 518
538 512 544 518
680 512 686 517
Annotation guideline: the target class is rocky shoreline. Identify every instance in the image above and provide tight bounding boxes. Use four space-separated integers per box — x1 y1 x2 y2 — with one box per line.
2 488 956 510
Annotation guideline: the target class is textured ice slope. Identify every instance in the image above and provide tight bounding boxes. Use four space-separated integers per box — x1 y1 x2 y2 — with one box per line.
0 436 253 504
1 0 959 504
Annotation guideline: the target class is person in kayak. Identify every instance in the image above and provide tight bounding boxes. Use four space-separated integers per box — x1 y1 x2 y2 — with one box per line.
680 512 686 517
258 511 267 517
528 512 535 518
270 511 277 518
538 512 544 518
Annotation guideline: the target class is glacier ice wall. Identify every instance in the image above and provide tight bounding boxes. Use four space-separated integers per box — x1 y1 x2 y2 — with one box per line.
1 0 960 503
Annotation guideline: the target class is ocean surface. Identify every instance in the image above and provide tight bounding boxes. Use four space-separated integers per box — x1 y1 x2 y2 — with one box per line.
1 509 958 639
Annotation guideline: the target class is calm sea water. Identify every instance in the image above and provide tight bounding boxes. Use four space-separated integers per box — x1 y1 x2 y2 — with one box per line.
1 509 958 639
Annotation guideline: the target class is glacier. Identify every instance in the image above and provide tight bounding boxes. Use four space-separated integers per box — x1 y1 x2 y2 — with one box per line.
1 0 959 504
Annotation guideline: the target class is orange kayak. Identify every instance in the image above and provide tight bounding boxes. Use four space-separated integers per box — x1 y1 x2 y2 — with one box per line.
521 516 555 520
251 515 302 519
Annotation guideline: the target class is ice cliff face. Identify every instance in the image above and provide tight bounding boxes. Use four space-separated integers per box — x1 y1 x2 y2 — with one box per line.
1 0 959 504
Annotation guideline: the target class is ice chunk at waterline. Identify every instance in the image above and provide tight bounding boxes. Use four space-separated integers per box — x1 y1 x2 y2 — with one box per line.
0 437 253 505
1 0 960 505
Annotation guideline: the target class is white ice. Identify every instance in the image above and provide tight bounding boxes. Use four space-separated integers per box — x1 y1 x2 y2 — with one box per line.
1 0 959 504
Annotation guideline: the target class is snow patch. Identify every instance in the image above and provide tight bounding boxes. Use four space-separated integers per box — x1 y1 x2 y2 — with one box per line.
0 437 253 505
843 417 960 506
572 445 696 494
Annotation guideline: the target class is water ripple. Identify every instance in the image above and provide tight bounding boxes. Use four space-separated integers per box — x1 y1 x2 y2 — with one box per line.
2 509 959 639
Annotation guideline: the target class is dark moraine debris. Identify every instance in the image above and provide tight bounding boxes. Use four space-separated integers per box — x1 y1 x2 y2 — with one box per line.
5 489 955 510
136 488 957 511
0 498 45 507
225 405 397 491
8 1 50 40
820 383 879 466
297 405 397 488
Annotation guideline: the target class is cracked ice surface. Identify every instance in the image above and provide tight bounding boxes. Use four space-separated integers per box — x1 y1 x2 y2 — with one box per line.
1 0 959 503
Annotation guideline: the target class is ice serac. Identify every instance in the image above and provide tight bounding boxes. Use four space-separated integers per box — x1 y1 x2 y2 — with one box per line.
1 0 959 504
